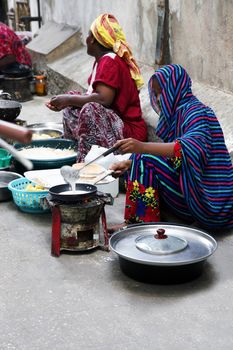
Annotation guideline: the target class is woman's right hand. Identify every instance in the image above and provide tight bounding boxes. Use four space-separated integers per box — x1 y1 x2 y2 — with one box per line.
109 160 132 178
45 95 71 111
45 102 62 112
114 138 146 154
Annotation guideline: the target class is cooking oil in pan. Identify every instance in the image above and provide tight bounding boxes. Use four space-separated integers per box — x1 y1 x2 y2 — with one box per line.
59 190 88 195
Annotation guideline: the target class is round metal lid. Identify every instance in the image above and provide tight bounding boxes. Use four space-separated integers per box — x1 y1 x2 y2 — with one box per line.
135 229 188 255
109 223 217 266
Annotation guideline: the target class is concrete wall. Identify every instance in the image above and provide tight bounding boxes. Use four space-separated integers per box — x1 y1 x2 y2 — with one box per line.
169 0 233 93
39 0 233 94
39 0 159 67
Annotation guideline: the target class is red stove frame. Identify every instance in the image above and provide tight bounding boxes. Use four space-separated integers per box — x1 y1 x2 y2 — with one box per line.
51 205 109 257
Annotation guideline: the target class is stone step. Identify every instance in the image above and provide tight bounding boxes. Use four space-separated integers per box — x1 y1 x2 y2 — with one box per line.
27 21 81 69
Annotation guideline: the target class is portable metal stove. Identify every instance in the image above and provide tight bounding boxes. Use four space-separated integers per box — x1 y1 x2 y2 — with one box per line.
47 193 113 257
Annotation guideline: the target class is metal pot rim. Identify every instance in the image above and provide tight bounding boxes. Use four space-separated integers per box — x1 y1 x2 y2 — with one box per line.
0 100 22 109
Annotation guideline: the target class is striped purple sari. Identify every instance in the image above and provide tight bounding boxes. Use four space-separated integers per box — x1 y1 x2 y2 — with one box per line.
126 64 233 229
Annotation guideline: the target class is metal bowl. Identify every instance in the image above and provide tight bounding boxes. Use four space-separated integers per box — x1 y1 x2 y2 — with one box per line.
27 122 63 132
0 100 22 122
0 171 23 201
29 128 63 140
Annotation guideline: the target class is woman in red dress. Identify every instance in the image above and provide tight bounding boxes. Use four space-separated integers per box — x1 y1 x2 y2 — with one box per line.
46 13 147 162
0 22 32 75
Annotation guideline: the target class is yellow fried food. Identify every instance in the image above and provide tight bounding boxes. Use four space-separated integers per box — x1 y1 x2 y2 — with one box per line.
25 184 47 191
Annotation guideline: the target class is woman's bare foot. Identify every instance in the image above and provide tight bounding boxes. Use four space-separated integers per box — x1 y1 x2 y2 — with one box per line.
108 222 127 235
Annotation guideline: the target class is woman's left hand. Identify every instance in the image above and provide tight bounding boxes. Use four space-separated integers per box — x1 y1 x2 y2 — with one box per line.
114 138 145 154
109 159 132 177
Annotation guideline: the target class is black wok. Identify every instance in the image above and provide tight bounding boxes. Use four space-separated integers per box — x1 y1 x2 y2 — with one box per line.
109 223 217 284
49 183 97 202
0 100 22 122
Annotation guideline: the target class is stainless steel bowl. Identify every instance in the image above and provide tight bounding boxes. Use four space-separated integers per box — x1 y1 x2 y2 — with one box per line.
0 171 23 201
27 122 63 132
29 128 63 140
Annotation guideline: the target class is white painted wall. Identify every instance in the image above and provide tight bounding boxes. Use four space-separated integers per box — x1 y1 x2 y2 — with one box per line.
7 0 14 9
28 0 40 33
24 0 233 93
39 0 159 66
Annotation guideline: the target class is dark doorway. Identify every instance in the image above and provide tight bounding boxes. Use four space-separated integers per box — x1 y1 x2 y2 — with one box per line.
0 0 8 24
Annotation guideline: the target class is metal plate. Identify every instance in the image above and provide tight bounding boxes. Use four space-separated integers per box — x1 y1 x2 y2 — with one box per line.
109 223 217 266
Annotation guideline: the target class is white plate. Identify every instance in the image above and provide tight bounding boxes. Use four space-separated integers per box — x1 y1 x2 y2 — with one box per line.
24 168 115 189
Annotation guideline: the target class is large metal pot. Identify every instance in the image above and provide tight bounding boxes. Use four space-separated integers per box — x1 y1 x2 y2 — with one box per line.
109 223 217 284
0 100 22 122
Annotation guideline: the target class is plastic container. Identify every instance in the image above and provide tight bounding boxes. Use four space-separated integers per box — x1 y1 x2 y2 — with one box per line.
96 178 119 198
0 148 12 169
35 75 47 96
8 177 50 213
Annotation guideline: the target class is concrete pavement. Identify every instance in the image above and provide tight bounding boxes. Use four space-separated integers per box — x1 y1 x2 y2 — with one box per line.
0 94 233 350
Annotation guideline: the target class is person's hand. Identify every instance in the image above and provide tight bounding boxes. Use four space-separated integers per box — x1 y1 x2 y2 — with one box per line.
45 101 62 112
46 95 71 111
114 138 145 154
109 160 132 177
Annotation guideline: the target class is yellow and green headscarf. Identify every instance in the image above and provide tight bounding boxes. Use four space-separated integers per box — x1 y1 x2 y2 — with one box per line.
90 13 144 90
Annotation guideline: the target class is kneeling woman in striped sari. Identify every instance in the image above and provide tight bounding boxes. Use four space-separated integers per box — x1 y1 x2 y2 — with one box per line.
111 64 233 229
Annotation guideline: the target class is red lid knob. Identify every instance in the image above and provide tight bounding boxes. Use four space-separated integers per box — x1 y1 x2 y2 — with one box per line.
155 228 167 239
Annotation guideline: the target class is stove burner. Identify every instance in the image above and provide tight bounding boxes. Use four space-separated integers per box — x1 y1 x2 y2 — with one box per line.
48 194 112 256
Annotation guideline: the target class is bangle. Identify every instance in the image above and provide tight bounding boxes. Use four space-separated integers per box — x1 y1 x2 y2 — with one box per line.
174 140 182 158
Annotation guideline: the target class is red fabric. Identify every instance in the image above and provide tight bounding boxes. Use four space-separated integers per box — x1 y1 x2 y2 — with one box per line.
174 139 182 158
125 180 160 223
63 97 124 162
0 22 32 66
51 206 61 257
89 54 147 141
